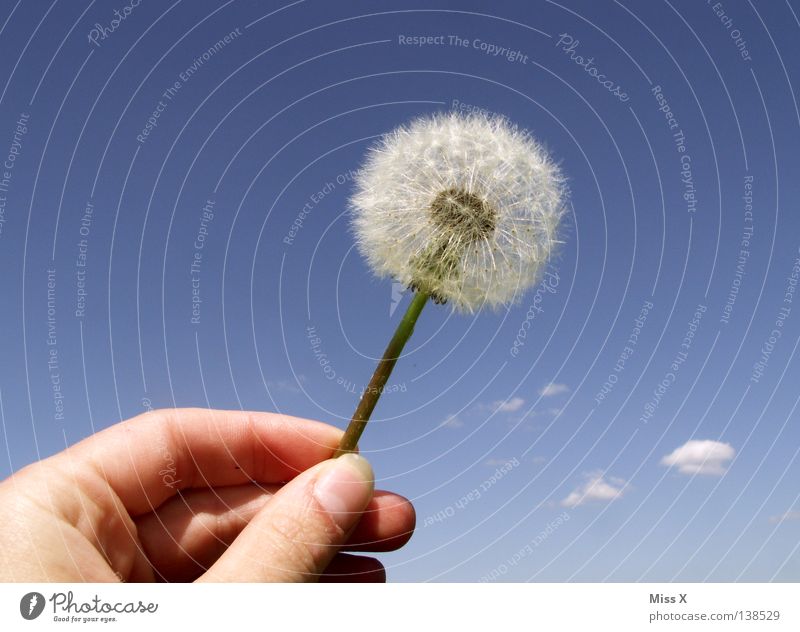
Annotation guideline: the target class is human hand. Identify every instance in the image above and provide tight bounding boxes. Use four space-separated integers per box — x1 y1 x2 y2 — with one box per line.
0 408 415 582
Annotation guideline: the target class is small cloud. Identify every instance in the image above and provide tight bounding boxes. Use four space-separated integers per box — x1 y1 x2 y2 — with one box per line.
494 397 525 412
485 457 515 467
769 510 800 524
540 383 569 397
660 439 735 476
561 471 627 508
267 375 306 394
440 414 463 429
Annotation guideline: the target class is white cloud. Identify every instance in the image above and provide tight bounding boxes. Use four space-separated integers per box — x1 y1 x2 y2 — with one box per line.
769 510 800 524
440 414 463 429
660 440 735 476
515 407 560 420
495 397 526 412
485 458 515 467
540 383 569 397
267 375 306 394
561 471 627 508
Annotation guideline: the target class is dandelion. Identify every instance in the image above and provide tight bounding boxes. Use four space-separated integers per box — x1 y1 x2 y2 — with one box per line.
335 111 566 456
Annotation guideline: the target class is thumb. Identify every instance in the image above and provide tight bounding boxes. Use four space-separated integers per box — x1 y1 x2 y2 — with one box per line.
198 453 374 582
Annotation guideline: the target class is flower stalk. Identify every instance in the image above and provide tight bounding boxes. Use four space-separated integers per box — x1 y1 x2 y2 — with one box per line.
334 290 429 457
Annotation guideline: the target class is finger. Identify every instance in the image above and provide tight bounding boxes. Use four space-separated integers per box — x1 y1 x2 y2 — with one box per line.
54 408 343 516
344 490 416 552
136 485 415 580
319 553 385 583
198 454 374 582
136 483 280 582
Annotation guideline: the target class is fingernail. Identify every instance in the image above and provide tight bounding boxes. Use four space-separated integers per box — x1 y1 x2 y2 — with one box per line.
313 453 374 531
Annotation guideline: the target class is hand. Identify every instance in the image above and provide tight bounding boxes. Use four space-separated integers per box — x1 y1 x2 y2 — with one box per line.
0 408 415 582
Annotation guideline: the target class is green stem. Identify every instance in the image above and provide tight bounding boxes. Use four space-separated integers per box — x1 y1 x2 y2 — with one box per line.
334 290 429 457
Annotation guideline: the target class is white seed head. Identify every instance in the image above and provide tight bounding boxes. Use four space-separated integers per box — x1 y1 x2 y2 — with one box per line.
350 111 566 312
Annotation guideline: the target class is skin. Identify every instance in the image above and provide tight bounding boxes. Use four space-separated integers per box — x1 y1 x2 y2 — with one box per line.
0 408 415 582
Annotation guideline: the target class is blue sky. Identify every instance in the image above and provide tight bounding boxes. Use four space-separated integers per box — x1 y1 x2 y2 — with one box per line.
0 0 799 581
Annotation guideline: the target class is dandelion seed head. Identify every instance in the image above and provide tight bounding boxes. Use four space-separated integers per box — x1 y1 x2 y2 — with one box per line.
350 111 566 312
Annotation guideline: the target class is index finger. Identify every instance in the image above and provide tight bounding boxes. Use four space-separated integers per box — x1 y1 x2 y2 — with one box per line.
56 408 343 515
